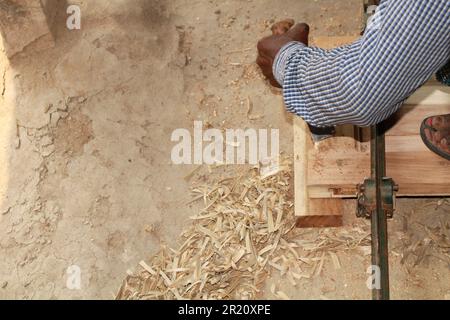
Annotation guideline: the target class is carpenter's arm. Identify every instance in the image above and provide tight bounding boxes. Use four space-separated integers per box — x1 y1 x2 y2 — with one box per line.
270 0 450 127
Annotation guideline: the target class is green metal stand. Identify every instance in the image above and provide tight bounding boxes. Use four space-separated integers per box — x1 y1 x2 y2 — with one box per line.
357 125 398 300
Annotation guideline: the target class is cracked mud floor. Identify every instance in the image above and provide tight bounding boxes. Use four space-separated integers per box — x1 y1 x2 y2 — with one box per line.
0 0 448 299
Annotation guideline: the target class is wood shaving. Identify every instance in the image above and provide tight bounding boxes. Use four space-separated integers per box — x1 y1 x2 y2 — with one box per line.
116 158 371 300
246 97 264 121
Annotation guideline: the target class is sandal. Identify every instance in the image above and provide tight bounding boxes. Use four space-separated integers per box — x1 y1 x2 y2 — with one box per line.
420 114 450 161
436 60 450 86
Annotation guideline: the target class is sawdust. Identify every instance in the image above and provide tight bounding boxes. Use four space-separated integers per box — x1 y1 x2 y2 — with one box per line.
398 200 450 271
117 160 371 300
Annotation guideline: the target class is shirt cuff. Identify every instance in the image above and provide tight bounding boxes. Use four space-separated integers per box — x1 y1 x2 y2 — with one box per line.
273 41 306 86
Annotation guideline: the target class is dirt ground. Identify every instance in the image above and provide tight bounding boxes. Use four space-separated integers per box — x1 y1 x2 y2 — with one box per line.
0 0 448 300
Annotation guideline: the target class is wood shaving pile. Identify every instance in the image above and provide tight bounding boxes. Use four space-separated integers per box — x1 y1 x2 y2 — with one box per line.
116 160 370 300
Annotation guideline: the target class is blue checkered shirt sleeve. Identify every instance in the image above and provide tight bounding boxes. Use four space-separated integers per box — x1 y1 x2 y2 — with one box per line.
273 0 450 127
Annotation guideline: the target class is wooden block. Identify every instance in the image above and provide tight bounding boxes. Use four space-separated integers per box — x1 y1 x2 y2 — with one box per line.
294 116 345 228
296 199 343 228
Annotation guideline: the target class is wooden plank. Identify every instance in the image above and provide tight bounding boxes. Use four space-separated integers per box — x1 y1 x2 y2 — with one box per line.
293 117 311 217
385 138 450 186
305 107 450 197
405 85 450 105
385 104 450 136
307 138 370 186
294 116 344 227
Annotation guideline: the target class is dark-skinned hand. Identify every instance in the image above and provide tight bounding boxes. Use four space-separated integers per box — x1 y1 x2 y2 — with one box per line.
256 20 310 88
